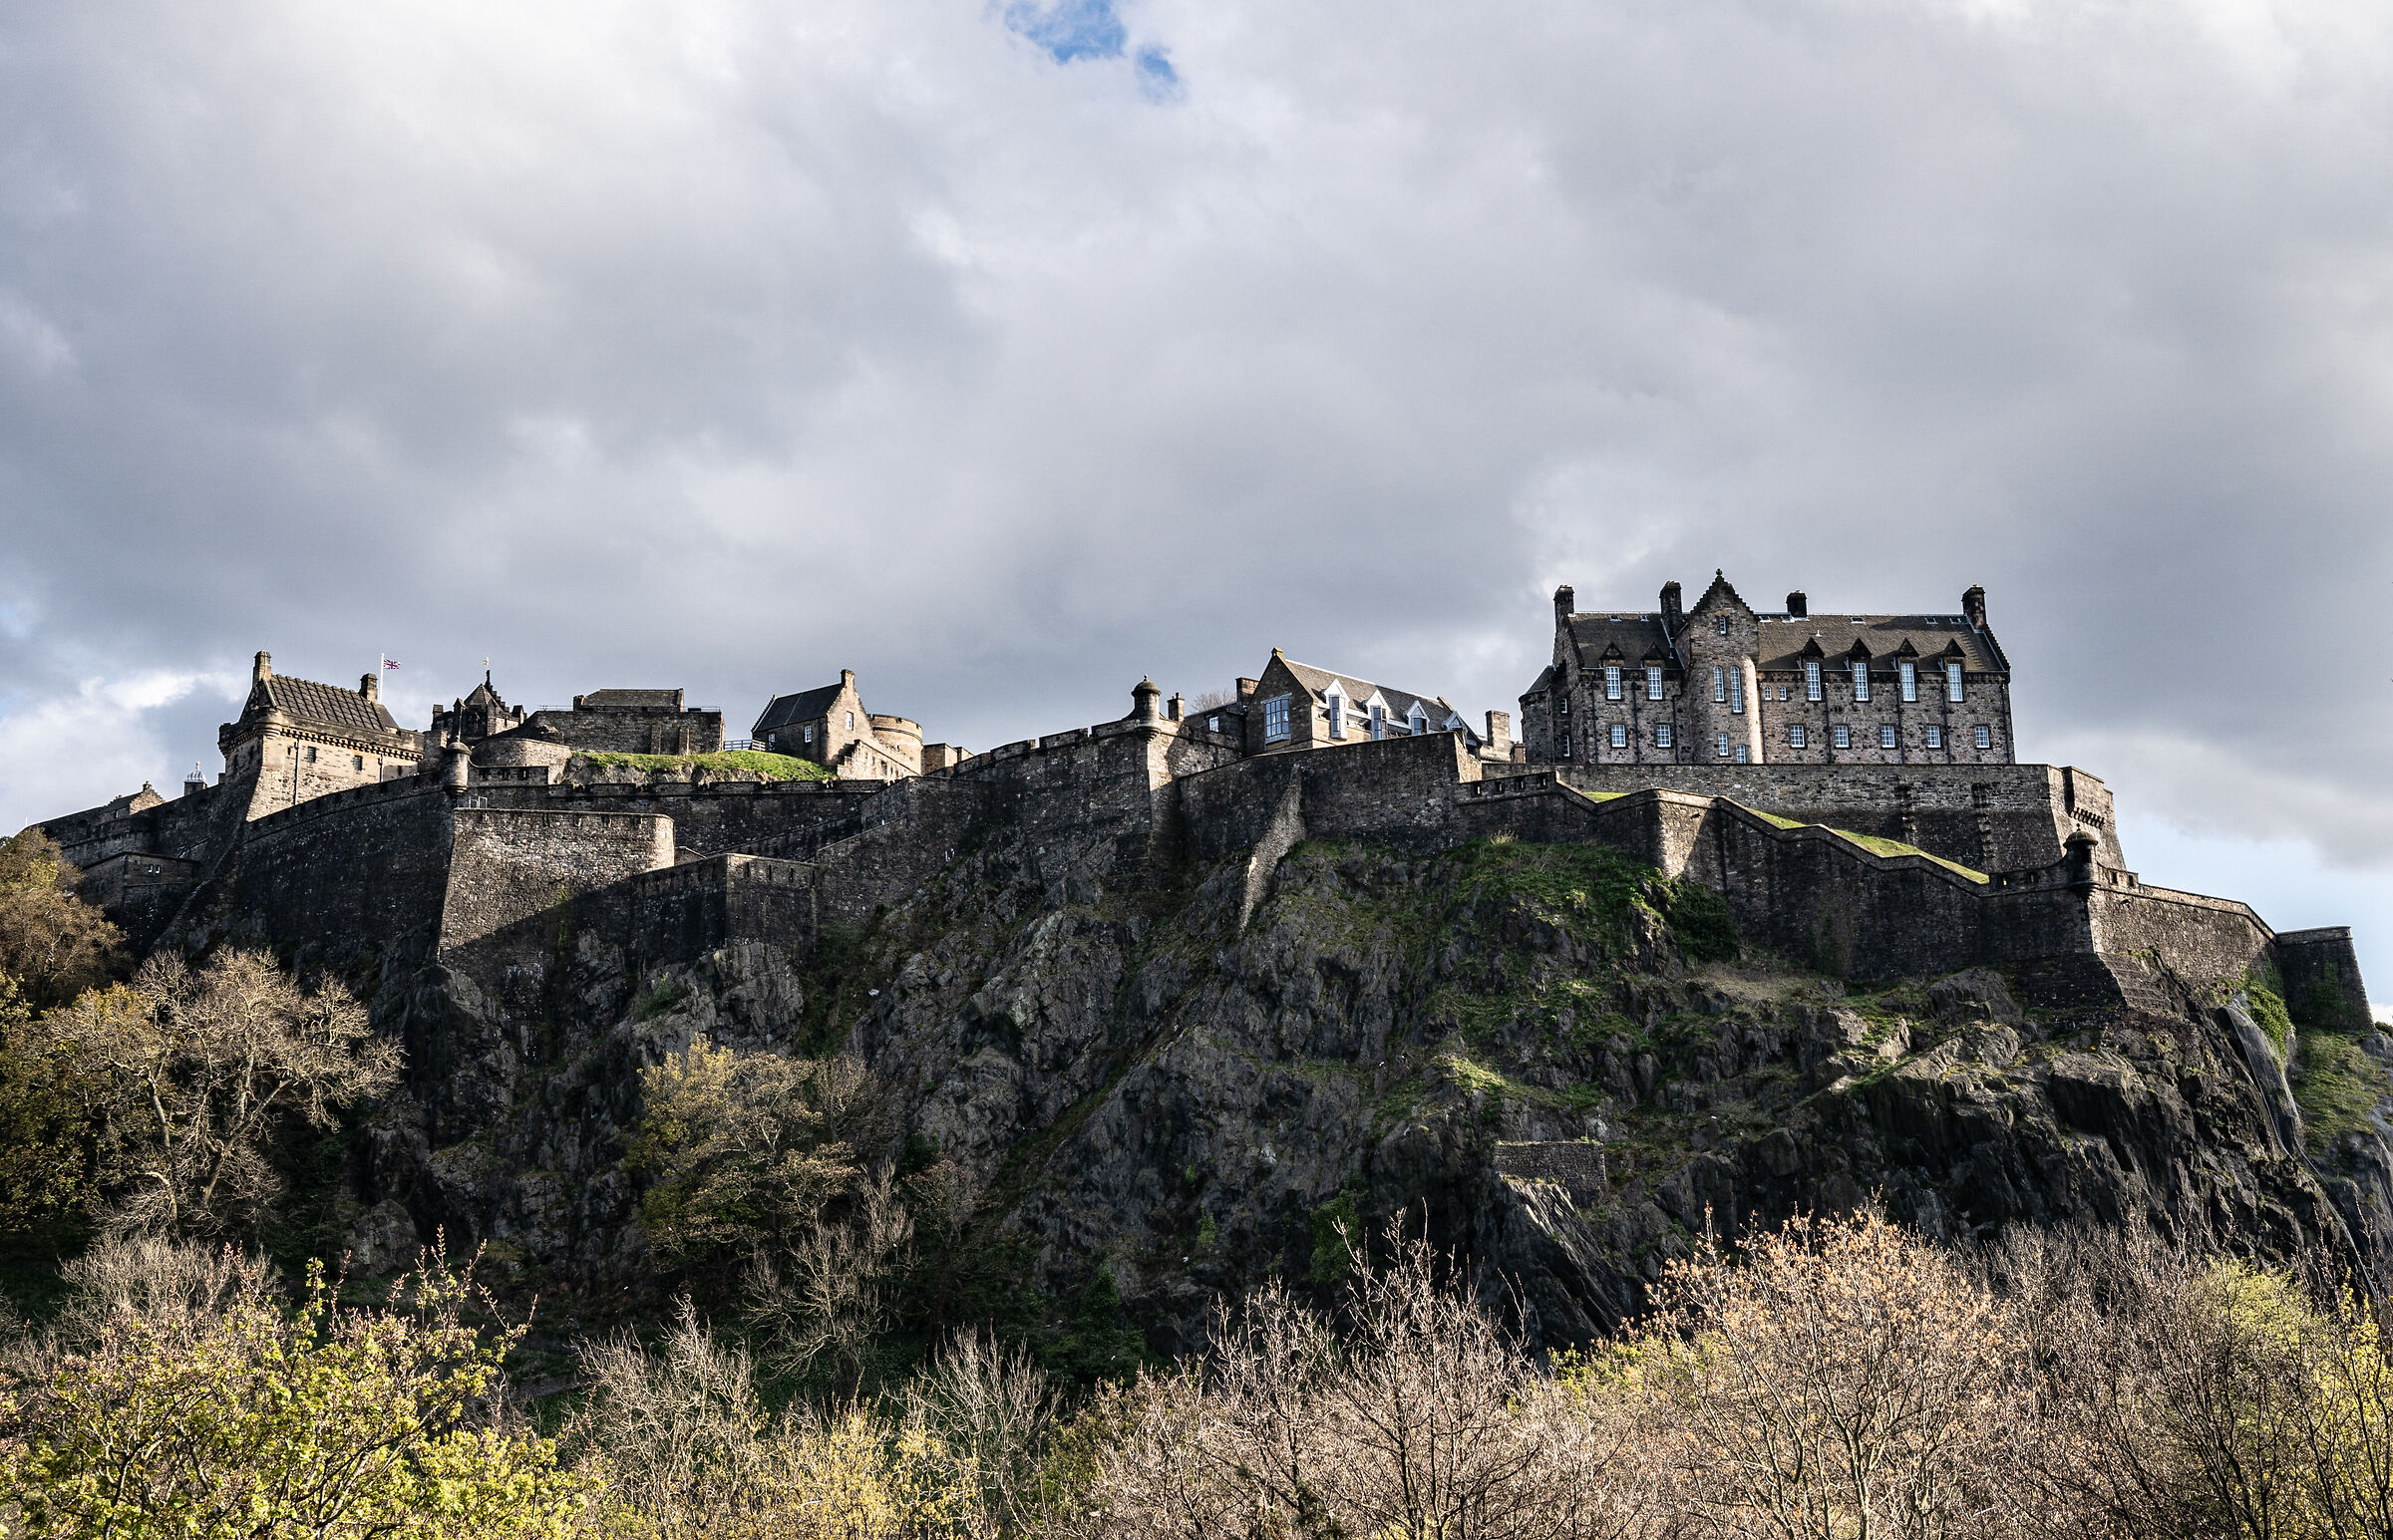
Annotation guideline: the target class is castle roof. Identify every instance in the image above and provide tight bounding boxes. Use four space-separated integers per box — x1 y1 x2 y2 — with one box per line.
249 674 403 736
576 689 686 711
753 683 850 737
1562 614 1678 671
1755 614 2003 673
1274 658 1472 738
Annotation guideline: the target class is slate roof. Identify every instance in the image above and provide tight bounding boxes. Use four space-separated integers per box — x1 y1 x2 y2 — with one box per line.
753 684 848 738
254 675 402 736
1276 658 1473 738
1755 614 2003 673
1563 614 1678 670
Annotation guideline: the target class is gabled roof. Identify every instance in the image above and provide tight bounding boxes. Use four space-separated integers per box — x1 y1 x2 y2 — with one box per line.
1273 657 1474 741
1688 569 1754 618
753 683 849 737
1755 614 2003 673
1522 664 1557 698
249 675 402 736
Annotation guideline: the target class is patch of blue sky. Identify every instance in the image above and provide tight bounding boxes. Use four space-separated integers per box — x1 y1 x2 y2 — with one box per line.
1004 0 1179 92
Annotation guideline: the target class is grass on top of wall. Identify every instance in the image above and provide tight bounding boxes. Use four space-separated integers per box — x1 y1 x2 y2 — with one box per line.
575 751 834 781
1825 828 1990 885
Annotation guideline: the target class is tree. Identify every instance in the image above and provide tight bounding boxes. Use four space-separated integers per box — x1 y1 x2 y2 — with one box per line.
0 1242 585 1539
0 830 122 1011
45 949 399 1237
0 972 113 1245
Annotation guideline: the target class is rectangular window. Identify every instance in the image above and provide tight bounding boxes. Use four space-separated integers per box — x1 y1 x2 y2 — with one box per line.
1716 732 1731 759
1207 715 1219 732
1656 723 1674 749
1646 666 1663 700
1975 724 1993 750
1712 666 1726 704
1806 661 1822 701
1604 666 1622 701
1730 669 1745 715
1734 744 1749 764
1327 699 1345 740
1716 616 1730 635
1559 732 1572 759
352 755 363 771
1852 663 1871 703
1609 723 1626 749
1369 704 1385 740
1880 725 1897 750
1833 725 1852 750
1263 696 1291 742
803 725 815 744
1899 661 1917 702
1946 662 1964 702
304 747 316 763
1925 725 1943 749
1790 724 1807 749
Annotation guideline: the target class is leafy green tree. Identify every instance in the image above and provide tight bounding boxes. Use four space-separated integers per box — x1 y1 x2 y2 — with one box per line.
0 1246 584 1538
0 832 122 1013
0 974 113 1246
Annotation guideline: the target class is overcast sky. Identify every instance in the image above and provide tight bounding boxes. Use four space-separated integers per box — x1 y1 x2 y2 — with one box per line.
3 0 2389 995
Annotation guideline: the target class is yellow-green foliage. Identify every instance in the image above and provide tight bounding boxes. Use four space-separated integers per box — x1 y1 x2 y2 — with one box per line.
579 751 833 782
0 1255 583 1538
1825 828 1989 883
2245 977 2298 1061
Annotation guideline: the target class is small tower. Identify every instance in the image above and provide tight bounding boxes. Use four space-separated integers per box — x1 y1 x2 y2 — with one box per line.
1132 677 1162 723
182 762 205 798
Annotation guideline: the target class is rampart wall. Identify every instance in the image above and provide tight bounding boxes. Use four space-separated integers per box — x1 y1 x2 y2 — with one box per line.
211 777 458 957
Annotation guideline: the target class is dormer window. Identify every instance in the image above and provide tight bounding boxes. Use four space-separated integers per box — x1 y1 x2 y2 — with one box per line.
1946 662 1964 702
1852 663 1871 702
1806 661 1822 701
1604 665 1621 701
1325 687 1346 739
1899 661 1917 702
1645 666 1663 700
1368 704 1386 740
1408 706 1428 734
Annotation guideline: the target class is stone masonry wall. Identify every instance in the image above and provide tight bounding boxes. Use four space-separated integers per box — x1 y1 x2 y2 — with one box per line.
440 807 675 954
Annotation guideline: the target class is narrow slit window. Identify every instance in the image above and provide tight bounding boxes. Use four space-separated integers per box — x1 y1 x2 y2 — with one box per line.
1852 663 1871 702
1730 669 1745 714
1975 725 1993 750
1604 665 1622 701
1880 725 1897 750
1900 661 1917 702
1806 661 1822 701
1609 723 1626 749
1946 662 1964 702
1646 666 1663 700
1327 696 1345 740
1833 725 1852 750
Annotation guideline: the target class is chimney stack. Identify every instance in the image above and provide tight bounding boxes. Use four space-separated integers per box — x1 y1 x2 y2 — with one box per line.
253 650 272 684
360 671 379 703
1235 677 1258 701
1786 590 1808 618
1962 584 1987 630
1485 710 1512 757
841 668 856 690
1167 692 1185 722
1660 580 1683 624
1552 584 1575 623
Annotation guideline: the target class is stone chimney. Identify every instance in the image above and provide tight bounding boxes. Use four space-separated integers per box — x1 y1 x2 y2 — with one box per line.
360 671 379 703
1235 678 1258 701
1485 710 1512 757
841 668 856 691
1786 590 1807 618
1962 585 1988 630
1552 584 1575 623
1167 692 1185 722
1660 580 1683 625
1132 677 1162 723
253 650 272 684
183 763 205 797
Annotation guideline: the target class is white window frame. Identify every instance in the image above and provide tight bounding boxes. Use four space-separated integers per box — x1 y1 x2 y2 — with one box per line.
1880 725 1897 750
1925 725 1942 749
1716 732 1731 759
1833 725 1852 750
1715 615 1730 635
1946 662 1964 702
1263 695 1291 742
1604 665 1622 701
1976 724 1993 750
1656 723 1674 749
1852 663 1871 703
1558 729 1572 759
1730 668 1745 715
1899 661 1917 702
1609 723 1626 749
1806 660 1822 701
1368 704 1385 741
846 711 855 730
1712 666 1727 704
1646 665 1663 700
1791 724 1807 750
1734 744 1749 764
1408 706 1428 735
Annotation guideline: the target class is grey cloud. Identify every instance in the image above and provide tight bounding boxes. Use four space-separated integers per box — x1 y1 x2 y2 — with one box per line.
1 0 2389 898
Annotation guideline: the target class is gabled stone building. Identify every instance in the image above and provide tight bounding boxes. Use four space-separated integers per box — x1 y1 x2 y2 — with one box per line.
752 670 931 779
1243 650 1512 762
1519 573 2014 768
219 652 424 817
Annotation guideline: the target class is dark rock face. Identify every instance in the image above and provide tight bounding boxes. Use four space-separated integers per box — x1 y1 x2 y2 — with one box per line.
339 825 2369 1350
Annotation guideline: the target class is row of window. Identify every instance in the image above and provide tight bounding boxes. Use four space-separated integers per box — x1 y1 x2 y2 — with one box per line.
1569 722 1997 755
1260 694 1436 745
1583 659 1968 708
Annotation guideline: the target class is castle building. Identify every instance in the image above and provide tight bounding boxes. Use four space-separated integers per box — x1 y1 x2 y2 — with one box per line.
218 652 425 817
1239 650 1513 763
1518 573 2015 768
751 670 939 779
